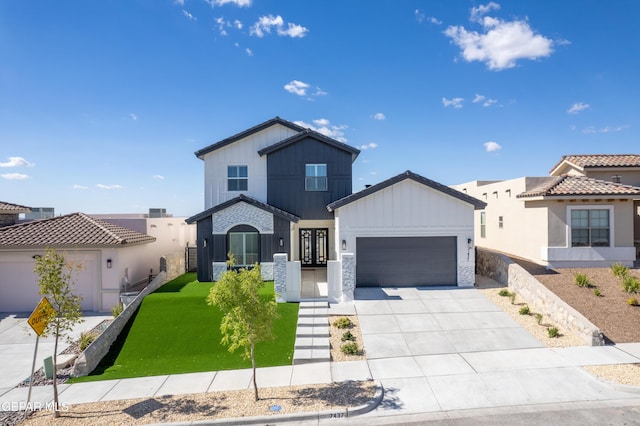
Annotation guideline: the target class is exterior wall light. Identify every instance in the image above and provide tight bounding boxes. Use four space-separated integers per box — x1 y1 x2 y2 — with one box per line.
279 237 284 247
342 240 347 250
107 259 112 269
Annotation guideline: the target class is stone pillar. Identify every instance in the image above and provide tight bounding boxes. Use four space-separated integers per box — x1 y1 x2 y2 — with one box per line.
212 262 227 281
341 253 355 303
273 254 287 303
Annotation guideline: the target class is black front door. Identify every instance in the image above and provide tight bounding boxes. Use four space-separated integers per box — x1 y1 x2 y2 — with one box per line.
300 228 328 266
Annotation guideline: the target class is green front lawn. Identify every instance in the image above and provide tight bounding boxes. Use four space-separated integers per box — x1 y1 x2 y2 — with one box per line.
70 273 299 382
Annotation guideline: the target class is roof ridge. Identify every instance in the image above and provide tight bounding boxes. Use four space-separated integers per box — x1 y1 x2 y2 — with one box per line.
77 213 125 244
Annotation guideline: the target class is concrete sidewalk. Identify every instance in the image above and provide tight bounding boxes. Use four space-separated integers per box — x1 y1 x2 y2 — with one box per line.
2 287 640 422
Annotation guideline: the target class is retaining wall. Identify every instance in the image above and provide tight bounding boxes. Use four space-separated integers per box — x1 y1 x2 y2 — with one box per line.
476 248 605 346
73 271 168 377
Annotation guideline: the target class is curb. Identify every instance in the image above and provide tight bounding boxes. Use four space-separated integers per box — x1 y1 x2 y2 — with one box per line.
156 381 384 426
581 368 640 395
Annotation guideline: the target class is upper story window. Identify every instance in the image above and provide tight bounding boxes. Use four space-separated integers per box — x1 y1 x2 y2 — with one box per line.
570 208 610 247
227 165 248 191
305 164 327 191
480 212 486 238
612 175 622 184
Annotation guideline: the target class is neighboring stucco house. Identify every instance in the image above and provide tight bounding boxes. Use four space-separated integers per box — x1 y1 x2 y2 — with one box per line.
0 201 32 227
0 212 156 312
187 117 485 301
453 154 640 268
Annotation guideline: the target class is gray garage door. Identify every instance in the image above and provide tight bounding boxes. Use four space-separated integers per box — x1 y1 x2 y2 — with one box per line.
356 236 457 287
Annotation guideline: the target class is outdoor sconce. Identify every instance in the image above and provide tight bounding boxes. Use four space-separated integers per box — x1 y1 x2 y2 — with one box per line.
467 238 473 249
342 240 347 250
279 238 284 247
106 259 112 269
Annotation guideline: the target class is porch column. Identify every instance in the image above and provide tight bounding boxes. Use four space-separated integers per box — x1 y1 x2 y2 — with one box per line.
273 253 287 303
341 253 355 303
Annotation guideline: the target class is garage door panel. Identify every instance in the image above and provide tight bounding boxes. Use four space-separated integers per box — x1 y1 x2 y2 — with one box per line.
356 237 457 287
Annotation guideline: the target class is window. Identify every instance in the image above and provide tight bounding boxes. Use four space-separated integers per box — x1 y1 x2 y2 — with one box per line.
228 227 259 266
612 175 622 184
480 212 486 238
498 216 504 229
570 209 610 247
227 165 248 191
305 164 327 191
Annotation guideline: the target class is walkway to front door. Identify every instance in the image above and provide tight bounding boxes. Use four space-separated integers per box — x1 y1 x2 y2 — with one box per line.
301 268 328 299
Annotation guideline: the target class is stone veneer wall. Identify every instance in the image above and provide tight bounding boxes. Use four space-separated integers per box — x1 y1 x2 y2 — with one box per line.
458 264 475 287
73 271 168 377
341 253 355 303
476 248 604 346
273 254 287 302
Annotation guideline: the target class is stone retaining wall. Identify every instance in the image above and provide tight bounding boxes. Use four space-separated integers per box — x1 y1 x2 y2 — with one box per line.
72 271 168 377
477 248 605 346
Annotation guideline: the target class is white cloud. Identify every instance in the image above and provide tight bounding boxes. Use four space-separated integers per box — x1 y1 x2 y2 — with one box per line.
73 184 88 190
429 17 443 25
415 9 425 23
153 175 165 180
582 125 627 134
250 15 308 38
2 173 29 180
206 0 252 7
473 94 497 107
470 2 501 22
484 141 502 152
359 143 378 150
444 4 554 71
372 113 386 120
174 0 184 5
314 87 327 96
234 19 242 29
442 97 464 108
0 156 34 167
284 80 310 96
96 184 123 190
129 113 138 121
182 10 196 21
567 102 590 114
294 118 348 142
245 48 253 56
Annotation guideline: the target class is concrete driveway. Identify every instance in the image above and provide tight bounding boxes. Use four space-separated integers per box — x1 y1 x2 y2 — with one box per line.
0 311 113 397
344 286 640 418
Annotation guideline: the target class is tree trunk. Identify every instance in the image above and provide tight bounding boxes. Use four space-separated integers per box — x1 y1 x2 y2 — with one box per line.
52 321 60 418
251 341 259 401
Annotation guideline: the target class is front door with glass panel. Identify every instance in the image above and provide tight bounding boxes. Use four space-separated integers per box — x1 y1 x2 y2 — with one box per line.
300 228 328 266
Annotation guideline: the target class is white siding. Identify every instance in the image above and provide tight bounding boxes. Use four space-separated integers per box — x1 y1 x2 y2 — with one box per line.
202 124 299 209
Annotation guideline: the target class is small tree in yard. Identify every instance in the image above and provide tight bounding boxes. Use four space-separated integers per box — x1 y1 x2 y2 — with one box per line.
33 248 83 418
206 255 278 401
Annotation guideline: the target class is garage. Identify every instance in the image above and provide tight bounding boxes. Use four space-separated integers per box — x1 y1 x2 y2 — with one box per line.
356 236 457 287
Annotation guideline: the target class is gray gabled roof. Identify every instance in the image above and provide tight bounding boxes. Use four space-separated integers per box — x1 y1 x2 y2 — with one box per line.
257 129 360 162
194 117 305 159
0 212 156 248
327 170 487 211
185 194 300 224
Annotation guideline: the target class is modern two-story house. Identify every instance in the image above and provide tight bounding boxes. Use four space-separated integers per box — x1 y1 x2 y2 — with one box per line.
454 154 640 268
187 117 485 301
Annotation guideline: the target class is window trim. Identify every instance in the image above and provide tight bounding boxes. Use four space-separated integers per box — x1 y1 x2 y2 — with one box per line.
305 163 328 192
480 211 486 238
567 205 614 248
227 225 259 266
227 165 248 192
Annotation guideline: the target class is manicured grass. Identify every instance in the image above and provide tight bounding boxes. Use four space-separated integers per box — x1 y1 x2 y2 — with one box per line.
70 273 299 382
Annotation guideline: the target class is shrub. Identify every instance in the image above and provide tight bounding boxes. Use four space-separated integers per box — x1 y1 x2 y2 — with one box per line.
333 317 352 329
534 313 543 325
79 331 96 351
593 289 601 297
621 275 640 294
111 302 124 318
519 305 530 315
340 342 359 355
547 327 560 338
341 331 356 342
498 289 510 297
627 298 639 306
610 262 628 278
573 273 591 288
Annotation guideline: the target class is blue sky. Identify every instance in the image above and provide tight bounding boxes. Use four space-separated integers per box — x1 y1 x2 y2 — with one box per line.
1 1 638 217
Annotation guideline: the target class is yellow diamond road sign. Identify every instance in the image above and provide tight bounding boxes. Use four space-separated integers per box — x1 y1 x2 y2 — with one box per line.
28 297 56 336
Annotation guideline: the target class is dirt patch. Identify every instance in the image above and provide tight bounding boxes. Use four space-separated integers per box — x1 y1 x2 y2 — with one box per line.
329 315 366 361
514 263 640 344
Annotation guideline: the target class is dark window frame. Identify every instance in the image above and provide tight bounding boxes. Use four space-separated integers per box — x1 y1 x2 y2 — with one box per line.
227 165 248 191
227 225 259 266
570 208 610 247
305 163 328 192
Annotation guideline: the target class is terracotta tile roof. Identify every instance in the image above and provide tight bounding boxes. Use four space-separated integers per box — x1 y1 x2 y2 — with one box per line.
550 154 640 173
518 175 640 198
0 201 31 214
0 212 156 247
